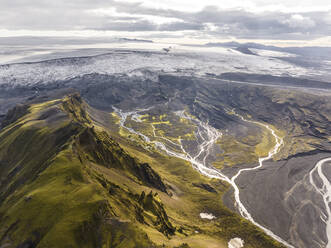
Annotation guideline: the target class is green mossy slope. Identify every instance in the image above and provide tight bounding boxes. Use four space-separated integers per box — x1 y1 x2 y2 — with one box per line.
0 95 165 247
0 94 287 248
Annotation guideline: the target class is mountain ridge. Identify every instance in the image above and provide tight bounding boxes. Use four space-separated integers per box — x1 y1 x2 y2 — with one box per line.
0 93 287 248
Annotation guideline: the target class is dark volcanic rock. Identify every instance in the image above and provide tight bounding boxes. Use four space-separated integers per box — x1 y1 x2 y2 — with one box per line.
138 191 175 236
192 183 217 193
1 104 29 129
136 163 167 193
218 72 331 90
235 47 256 55
77 127 167 193
232 152 331 248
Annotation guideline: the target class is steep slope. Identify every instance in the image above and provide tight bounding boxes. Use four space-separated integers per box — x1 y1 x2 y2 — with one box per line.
0 94 287 248
0 95 168 247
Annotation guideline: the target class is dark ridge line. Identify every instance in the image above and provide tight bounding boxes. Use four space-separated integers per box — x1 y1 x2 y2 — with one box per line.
281 149 331 161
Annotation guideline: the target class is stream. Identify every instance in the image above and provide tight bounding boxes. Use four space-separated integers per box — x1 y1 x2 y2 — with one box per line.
309 158 331 248
113 107 295 248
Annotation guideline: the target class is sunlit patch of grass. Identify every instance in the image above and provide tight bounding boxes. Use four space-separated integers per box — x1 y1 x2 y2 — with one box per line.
151 121 171 125
214 135 258 169
29 99 62 113
255 127 276 158
110 112 121 125
121 111 197 146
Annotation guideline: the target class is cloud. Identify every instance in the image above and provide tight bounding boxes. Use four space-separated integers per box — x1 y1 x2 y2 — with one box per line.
0 0 329 40
282 14 316 29
98 20 157 32
159 22 204 31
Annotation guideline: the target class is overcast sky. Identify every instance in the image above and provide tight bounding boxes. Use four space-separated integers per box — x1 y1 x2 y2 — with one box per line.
0 0 330 46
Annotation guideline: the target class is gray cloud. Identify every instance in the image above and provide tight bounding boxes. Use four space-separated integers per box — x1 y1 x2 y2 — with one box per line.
158 22 204 31
189 7 330 39
98 20 157 32
0 0 330 40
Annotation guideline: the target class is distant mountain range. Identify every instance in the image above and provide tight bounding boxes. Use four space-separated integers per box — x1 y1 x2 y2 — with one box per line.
205 41 331 58
0 36 153 46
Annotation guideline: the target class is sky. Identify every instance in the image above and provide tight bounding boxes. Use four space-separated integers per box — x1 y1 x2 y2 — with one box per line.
0 0 331 46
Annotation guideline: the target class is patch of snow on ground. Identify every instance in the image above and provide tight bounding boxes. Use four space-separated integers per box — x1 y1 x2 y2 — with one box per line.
199 212 216 220
228 237 244 248
250 48 296 58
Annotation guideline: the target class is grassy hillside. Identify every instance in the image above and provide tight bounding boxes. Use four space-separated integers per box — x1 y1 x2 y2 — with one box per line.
0 94 286 248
